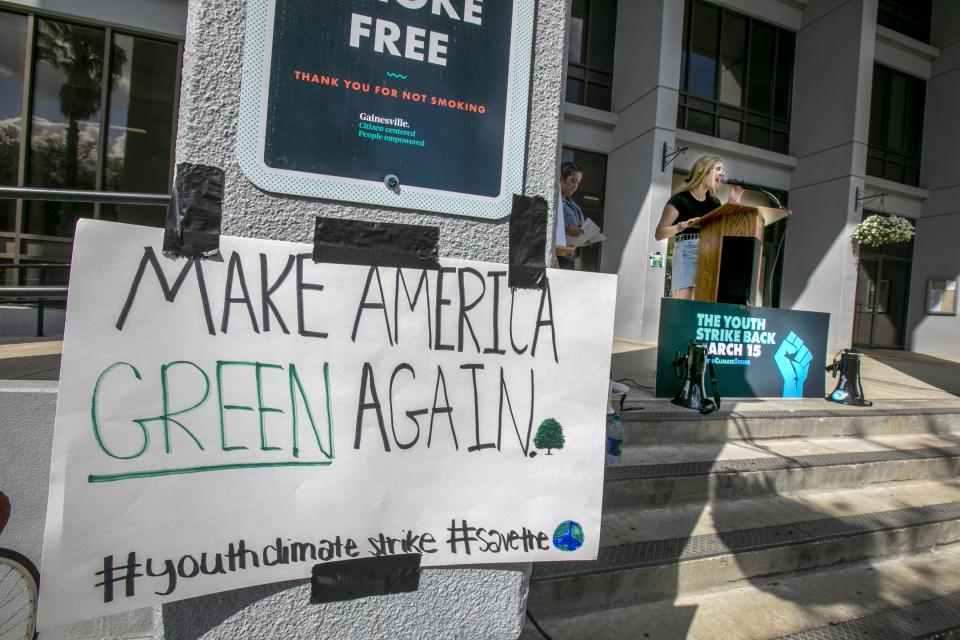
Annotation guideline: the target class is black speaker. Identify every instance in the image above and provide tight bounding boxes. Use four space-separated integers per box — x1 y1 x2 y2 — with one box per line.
672 340 720 414
828 349 872 406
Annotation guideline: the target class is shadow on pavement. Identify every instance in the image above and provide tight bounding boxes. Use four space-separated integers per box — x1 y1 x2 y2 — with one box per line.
858 348 960 397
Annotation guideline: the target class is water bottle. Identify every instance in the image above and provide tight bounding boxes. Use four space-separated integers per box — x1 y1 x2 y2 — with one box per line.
605 414 623 466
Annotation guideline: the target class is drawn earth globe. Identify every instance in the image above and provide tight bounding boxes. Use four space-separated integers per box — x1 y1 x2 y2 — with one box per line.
552 520 584 552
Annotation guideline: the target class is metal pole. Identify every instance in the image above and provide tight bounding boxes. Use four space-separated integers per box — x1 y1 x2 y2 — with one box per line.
0 186 170 206
36 266 46 338
0 287 68 297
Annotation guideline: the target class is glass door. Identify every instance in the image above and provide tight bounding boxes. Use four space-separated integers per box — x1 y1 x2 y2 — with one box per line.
853 258 879 345
853 256 913 348
852 211 915 348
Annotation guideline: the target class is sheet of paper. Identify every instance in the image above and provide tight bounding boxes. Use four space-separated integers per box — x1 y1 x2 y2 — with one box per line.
566 217 605 248
39 220 618 630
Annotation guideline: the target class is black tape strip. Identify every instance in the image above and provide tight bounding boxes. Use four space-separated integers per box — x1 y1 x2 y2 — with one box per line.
163 163 224 259
310 553 421 604
313 218 440 270
508 194 547 290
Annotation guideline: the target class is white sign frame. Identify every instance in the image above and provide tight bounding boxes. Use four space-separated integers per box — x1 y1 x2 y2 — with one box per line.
39 220 617 630
236 0 535 219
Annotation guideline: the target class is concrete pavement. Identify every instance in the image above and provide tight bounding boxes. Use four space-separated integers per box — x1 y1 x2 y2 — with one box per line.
611 338 960 403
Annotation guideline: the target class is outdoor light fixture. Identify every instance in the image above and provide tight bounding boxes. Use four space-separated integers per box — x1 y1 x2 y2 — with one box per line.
661 142 688 172
854 186 887 210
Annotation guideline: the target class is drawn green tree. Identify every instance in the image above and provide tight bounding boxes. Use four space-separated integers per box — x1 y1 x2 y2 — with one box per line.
534 418 565 455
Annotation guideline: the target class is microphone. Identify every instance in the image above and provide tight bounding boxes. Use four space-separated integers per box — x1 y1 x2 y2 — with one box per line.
720 178 786 210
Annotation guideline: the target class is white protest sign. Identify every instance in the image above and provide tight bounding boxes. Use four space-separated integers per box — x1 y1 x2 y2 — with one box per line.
39 220 617 630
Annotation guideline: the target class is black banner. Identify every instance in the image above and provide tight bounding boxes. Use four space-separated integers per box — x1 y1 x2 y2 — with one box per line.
655 299 830 399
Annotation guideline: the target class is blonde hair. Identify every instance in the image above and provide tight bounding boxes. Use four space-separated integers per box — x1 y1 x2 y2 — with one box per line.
676 155 722 199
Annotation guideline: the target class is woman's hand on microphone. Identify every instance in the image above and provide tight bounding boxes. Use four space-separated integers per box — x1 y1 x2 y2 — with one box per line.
728 185 744 203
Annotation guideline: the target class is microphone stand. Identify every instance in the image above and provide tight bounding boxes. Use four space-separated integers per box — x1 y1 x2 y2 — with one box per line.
755 188 786 211
725 180 786 210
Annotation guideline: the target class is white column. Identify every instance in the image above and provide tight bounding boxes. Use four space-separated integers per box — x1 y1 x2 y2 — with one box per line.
907 1 960 355
601 0 685 343
782 0 878 351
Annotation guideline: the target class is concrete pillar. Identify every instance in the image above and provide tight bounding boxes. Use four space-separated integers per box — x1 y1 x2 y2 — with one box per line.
601 0 684 343
907 0 960 355
781 0 878 351
149 0 572 637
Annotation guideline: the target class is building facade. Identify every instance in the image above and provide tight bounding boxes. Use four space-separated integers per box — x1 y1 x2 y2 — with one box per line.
562 0 960 356
0 0 957 352
0 0 957 638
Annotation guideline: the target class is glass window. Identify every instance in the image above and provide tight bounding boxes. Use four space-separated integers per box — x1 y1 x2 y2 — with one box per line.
904 78 924 157
877 0 931 44
719 13 746 107
585 79 611 111
104 33 177 227
19 236 74 263
568 0 585 64
744 124 769 149
29 19 105 192
565 0 617 111
868 67 888 146
746 23 774 113
718 118 741 142
0 11 28 231
23 200 94 238
0 7 180 266
106 34 177 194
566 77 585 105
773 32 795 120
677 0 795 154
867 65 924 187
688 2 718 99
886 72 907 151
771 130 788 155
687 110 714 136
586 0 616 74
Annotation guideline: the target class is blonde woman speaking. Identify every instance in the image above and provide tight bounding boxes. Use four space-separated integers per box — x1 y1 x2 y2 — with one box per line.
655 155 743 299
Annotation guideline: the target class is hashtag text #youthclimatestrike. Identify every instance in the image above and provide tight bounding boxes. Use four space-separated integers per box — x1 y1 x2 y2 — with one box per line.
94 520 551 603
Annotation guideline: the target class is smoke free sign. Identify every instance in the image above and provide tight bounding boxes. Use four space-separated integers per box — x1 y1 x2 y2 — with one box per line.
238 0 535 218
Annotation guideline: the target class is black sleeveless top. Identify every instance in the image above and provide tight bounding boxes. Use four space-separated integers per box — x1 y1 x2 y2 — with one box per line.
667 191 722 225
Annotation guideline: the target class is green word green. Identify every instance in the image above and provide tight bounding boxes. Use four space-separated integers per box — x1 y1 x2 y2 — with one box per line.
90 360 333 479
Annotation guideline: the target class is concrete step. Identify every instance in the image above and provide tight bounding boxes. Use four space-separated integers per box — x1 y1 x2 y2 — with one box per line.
528 489 960 615
600 479 960 546
620 399 960 445
521 543 960 640
605 436 960 509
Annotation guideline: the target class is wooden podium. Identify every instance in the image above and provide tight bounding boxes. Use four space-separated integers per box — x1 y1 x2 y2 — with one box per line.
693 203 790 305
